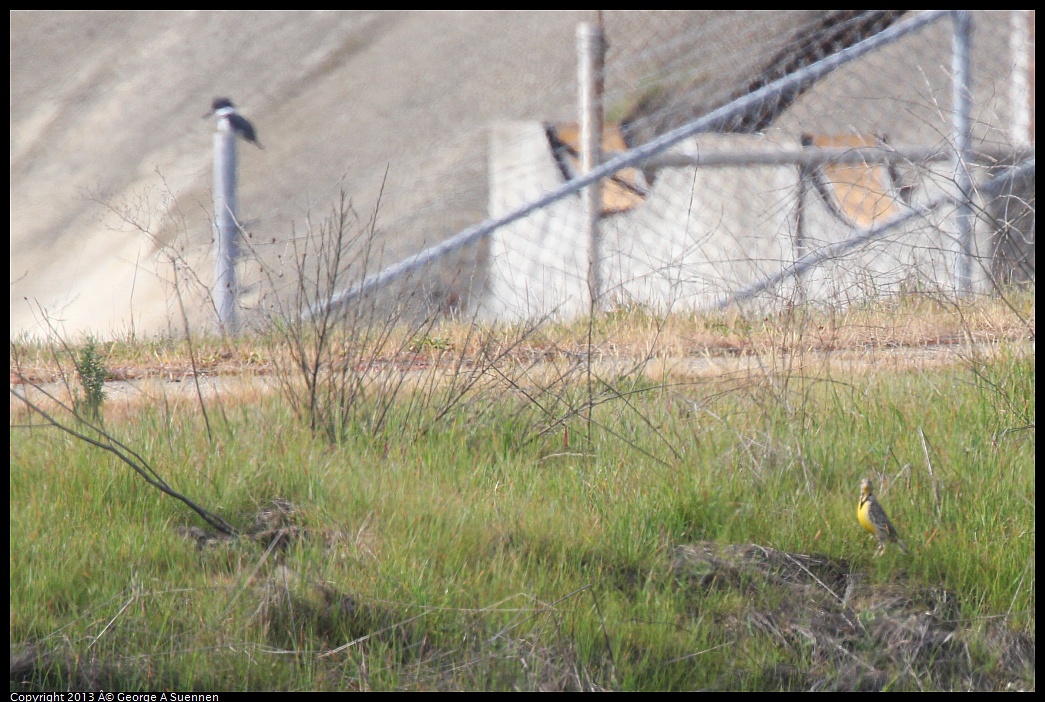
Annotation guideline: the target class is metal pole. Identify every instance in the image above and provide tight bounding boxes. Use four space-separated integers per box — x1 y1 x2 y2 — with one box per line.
213 130 239 334
641 144 1031 170
794 163 809 304
1009 10 1034 146
952 10 975 296
578 21 605 312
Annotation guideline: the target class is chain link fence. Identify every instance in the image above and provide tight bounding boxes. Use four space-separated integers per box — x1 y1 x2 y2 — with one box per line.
232 11 1033 329
474 10 1034 322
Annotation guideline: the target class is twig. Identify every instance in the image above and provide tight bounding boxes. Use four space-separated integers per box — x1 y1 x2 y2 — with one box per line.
10 380 237 536
918 426 943 519
86 591 136 650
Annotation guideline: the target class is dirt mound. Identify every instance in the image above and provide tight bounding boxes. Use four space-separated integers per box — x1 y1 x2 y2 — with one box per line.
672 542 1034 691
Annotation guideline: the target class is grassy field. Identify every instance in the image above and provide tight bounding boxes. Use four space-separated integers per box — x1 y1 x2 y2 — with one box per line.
9 293 1035 691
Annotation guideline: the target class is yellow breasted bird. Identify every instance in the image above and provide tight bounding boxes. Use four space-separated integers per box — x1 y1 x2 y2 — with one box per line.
858 478 910 556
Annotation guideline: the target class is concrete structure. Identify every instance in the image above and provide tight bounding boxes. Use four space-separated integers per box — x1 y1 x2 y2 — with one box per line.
482 123 1003 320
480 12 1032 321
10 12 1031 337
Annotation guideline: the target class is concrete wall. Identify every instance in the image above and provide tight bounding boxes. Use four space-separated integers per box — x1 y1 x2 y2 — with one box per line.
482 123 1000 321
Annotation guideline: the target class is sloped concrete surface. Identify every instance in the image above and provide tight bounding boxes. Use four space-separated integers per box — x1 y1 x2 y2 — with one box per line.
10 10 591 338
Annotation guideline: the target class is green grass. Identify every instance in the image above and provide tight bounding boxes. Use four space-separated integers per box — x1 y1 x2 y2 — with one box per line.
9 308 1035 691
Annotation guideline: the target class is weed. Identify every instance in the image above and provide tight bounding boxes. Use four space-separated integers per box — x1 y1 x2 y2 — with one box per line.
73 337 108 422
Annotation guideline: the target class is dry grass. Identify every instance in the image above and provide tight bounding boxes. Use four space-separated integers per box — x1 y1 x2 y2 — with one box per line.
10 292 1034 418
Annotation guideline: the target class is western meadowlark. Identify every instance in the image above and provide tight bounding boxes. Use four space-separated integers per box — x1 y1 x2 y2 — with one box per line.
857 478 910 556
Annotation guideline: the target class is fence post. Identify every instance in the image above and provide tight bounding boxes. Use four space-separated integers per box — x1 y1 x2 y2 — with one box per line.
1009 10 1034 146
951 10 974 296
213 129 239 334
578 20 606 313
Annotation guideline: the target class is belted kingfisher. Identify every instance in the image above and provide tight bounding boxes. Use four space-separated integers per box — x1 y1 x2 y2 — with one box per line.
204 97 263 149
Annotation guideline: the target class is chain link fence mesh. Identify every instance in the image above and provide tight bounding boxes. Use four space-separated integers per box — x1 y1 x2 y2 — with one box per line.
225 11 1033 329
468 10 1033 323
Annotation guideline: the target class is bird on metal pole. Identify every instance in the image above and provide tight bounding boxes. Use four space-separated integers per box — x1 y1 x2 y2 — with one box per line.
204 97 263 149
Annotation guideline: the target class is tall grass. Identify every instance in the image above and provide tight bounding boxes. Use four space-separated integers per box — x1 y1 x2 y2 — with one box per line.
9 294 1034 690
